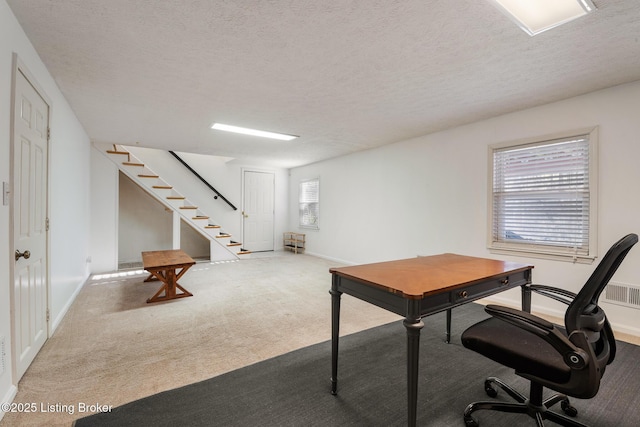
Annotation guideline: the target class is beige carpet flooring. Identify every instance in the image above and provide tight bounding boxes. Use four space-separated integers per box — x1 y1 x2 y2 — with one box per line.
0 252 401 427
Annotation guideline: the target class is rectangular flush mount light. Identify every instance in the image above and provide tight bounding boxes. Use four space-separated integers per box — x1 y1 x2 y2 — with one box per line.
211 123 298 141
489 0 596 36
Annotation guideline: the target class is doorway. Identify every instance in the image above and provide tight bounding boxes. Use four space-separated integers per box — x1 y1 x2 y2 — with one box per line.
242 170 275 252
11 58 50 381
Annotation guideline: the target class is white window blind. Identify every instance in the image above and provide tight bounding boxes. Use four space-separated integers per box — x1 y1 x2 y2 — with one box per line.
491 134 594 259
299 178 319 229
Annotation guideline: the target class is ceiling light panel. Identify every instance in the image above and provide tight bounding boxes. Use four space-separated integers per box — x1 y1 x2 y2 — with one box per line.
211 123 298 141
489 0 596 36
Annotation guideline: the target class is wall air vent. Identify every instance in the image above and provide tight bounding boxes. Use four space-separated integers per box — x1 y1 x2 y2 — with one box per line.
603 282 640 310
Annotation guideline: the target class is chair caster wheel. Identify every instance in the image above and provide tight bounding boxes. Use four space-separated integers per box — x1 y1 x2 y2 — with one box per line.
561 399 578 417
484 380 498 398
464 415 480 427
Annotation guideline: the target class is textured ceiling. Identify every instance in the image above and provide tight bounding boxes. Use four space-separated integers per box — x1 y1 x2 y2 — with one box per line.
7 0 640 168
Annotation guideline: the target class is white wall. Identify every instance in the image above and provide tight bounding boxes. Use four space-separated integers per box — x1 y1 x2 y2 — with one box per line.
90 147 118 272
180 220 210 260
48 98 92 328
0 0 91 412
289 80 640 337
90 145 290 271
118 173 173 264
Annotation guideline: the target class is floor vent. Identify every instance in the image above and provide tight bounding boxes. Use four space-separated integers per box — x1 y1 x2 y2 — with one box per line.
603 282 640 309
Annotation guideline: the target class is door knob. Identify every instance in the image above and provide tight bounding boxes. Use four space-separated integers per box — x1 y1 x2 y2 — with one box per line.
15 249 31 261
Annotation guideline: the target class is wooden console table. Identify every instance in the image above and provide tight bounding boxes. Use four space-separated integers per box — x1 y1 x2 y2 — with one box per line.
142 249 195 303
330 253 533 426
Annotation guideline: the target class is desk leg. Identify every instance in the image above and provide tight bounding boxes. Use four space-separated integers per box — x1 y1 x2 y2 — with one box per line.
330 275 342 395
521 284 532 313
445 308 452 343
404 300 424 427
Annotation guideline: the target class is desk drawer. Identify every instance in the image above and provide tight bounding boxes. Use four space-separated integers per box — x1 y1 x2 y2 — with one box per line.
452 271 529 304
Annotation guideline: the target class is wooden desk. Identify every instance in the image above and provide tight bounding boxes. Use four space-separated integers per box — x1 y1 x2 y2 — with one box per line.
329 253 533 427
142 249 196 303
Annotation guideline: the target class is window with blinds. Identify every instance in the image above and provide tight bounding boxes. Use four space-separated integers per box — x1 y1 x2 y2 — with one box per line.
489 129 597 262
299 178 319 229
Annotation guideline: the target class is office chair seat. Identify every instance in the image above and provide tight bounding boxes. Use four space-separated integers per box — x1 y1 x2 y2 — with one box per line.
463 317 571 384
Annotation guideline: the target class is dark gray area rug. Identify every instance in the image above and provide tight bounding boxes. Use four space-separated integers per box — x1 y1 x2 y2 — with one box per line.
74 303 640 426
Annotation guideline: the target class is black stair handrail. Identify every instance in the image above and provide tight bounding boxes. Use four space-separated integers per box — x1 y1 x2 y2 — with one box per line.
168 151 238 211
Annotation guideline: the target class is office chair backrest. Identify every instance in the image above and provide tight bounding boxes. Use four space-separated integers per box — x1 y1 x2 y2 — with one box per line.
564 233 638 369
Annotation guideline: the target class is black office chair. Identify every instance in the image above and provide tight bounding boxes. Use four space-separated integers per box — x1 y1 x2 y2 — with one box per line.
461 233 638 427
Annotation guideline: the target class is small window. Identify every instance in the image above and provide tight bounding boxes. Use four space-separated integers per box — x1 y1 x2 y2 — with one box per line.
488 128 598 262
299 178 319 229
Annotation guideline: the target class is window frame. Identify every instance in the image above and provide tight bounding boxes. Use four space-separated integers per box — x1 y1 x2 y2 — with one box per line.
487 127 598 263
299 177 320 230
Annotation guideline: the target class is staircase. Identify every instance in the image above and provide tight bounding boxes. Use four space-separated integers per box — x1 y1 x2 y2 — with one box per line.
98 143 250 261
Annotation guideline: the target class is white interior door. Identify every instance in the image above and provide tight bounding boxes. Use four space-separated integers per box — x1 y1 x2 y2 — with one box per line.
12 68 49 380
243 171 275 252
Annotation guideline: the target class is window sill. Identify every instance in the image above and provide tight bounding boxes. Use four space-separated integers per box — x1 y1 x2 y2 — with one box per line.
299 225 319 231
489 246 596 264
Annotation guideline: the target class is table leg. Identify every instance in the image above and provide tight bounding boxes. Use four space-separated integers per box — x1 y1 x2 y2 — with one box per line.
404 300 424 427
146 267 193 303
144 273 159 282
330 275 342 395
166 269 176 298
445 308 452 343
521 284 532 313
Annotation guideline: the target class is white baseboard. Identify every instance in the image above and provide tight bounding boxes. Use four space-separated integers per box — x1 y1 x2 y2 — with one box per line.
50 273 89 334
303 250 355 266
0 384 18 421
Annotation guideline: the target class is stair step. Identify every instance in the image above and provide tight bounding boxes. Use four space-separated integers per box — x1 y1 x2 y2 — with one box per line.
103 144 245 262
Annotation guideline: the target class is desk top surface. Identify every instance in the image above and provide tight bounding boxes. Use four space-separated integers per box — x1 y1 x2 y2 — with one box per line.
142 249 195 270
330 253 532 299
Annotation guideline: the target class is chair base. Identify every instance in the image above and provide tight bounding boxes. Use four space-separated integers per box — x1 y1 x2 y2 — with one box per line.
463 377 586 427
